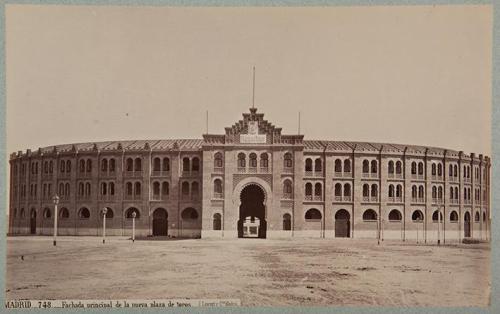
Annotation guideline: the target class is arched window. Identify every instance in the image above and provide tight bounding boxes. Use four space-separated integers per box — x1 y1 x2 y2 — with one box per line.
109 159 115 172
334 159 342 173
20 208 26 218
60 207 69 219
411 162 417 174
362 160 369 173
305 208 322 220
395 161 402 174
213 213 222 230
182 182 189 196
412 210 424 221
412 185 417 198
134 158 142 171
483 212 486 222
305 158 313 172
363 209 377 221
284 153 293 168
314 183 322 198
78 207 90 219
101 159 108 172
44 161 49 174
334 183 342 196
103 208 114 219
101 182 108 195
438 186 443 199
283 213 292 230
249 153 257 168
305 183 312 197
475 212 480 222
134 182 141 196
66 160 71 173
343 183 351 197
396 185 402 198
126 158 133 171
161 182 169 195
432 211 443 221
126 182 133 195
437 163 442 176
125 207 140 219
153 158 161 171
181 207 199 220
79 160 85 173
388 160 394 174
283 180 292 197
214 179 223 196
388 209 402 221
371 160 377 174
182 157 190 172
314 159 322 172
60 160 65 173
43 208 51 219
238 153 246 168
344 159 351 173
450 211 458 222
192 157 200 172
214 153 223 168
153 182 160 195
432 186 437 199
363 184 369 197
388 184 395 197
431 163 437 176
260 153 269 168
162 158 170 171
454 165 458 177
59 183 64 196
109 182 115 195
85 183 91 196
418 186 424 199
418 162 424 175
191 182 199 197
371 184 378 197
449 164 453 177
86 159 92 173
455 187 459 200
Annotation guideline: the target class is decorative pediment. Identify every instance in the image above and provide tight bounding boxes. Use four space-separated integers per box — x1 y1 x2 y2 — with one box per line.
225 108 282 138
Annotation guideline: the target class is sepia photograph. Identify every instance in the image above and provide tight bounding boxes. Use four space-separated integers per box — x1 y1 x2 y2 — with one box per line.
3 3 493 310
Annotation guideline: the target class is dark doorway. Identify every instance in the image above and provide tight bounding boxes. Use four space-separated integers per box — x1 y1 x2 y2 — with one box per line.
335 209 350 238
238 184 266 238
30 209 37 235
152 208 168 236
464 212 471 238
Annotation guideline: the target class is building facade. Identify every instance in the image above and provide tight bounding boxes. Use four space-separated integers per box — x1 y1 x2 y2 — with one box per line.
8 108 491 242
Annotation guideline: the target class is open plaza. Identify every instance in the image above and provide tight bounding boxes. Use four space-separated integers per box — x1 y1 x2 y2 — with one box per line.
5 236 490 307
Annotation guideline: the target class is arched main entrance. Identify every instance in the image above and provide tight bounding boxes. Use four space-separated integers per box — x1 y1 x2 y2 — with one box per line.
30 209 37 235
238 184 266 238
335 209 350 238
464 211 471 238
152 208 168 236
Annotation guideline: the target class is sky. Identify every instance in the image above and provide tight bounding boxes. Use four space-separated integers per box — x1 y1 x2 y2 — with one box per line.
5 5 492 157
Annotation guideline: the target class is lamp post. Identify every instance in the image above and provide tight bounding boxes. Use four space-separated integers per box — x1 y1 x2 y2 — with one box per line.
102 207 107 244
132 211 136 243
52 195 60 246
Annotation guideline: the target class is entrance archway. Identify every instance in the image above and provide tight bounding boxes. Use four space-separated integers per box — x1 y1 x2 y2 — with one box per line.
335 209 350 238
30 209 37 235
152 208 168 236
464 211 471 238
238 184 266 238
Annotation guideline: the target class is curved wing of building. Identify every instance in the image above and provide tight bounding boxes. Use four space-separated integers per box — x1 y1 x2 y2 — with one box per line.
8 108 491 242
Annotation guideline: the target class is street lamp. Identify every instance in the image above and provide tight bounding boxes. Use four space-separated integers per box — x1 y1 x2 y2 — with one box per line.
102 207 107 244
132 211 136 243
52 195 60 246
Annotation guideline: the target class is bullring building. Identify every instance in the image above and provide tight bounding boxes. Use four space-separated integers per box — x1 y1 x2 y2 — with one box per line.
8 108 491 242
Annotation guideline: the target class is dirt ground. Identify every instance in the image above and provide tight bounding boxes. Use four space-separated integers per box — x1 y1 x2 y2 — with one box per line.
5 236 490 307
